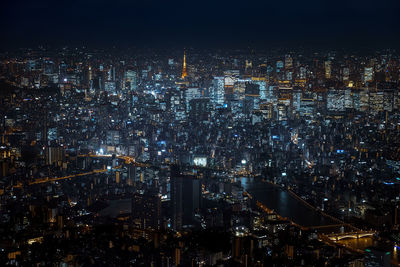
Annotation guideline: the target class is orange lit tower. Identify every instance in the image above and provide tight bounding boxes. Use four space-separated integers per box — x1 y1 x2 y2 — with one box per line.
181 50 187 79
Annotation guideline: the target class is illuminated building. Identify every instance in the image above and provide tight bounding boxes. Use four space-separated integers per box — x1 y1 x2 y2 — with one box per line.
359 89 369 112
245 60 252 69
299 66 307 79
286 70 293 81
257 103 274 120
383 90 394 112
88 66 93 81
107 65 115 81
244 83 260 114
181 50 187 79
45 146 64 166
327 89 345 112
212 77 225 106
364 67 374 83
47 127 58 142
106 130 121 146
394 91 400 110
292 91 301 112
285 55 293 69
43 59 54 75
276 60 284 71
224 70 239 102
185 87 200 112
26 60 36 72
251 79 267 100
344 89 353 109
104 81 116 94
299 94 315 117
125 70 137 91
234 79 249 101
277 103 288 121
324 61 332 79
369 91 384 114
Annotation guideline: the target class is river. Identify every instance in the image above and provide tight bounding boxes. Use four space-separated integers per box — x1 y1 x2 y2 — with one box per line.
238 177 336 227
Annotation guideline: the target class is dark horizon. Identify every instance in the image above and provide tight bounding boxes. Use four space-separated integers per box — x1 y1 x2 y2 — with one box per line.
1 0 400 51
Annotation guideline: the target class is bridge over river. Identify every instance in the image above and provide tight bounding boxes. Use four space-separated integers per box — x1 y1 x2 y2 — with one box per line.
238 177 376 253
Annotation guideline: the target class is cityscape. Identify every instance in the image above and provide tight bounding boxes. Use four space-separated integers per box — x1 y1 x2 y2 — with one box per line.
2 1 400 267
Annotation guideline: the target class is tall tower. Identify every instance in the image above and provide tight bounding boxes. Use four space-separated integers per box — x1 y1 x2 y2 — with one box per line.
181 50 187 79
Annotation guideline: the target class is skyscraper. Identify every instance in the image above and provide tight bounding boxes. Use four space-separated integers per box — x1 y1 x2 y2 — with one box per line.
125 70 137 91
212 77 225 106
325 61 332 79
364 67 374 83
170 165 201 230
132 190 161 230
285 55 293 69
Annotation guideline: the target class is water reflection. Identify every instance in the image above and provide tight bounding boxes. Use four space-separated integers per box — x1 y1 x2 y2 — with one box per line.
239 177 335 226
337 237 375 251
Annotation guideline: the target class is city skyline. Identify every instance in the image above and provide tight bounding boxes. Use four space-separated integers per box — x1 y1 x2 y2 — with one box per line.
1 1 400 266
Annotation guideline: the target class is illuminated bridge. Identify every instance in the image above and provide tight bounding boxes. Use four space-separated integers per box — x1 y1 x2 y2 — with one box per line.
12 152 244 189
324 231 376 241
12 154 149 188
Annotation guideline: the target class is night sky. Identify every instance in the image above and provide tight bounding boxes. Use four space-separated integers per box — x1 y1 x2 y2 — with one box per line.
1 0 400 49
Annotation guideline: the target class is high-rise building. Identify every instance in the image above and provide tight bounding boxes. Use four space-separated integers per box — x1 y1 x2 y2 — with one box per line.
364 67 374 83
106 130 121 146
369 91 384 114
223 70 239 102
132 190 161 230
189 98 210 121
277 103 288 121
212 77 225 106
276 61 284 72
252 79 267 100
383 90 394 112
359 89 369 112
45 146 64 166
285 55 293 69
170 166 201 230
243 83 260 114
299 66 307 79
107 65 115 81
104 81 116 94
325 61 332 79
125 70 137 91
344 89 353 109
185 87 200 112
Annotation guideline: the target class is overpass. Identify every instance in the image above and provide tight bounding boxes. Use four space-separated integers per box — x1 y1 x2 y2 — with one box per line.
77 153 149 168
12 154 149 188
